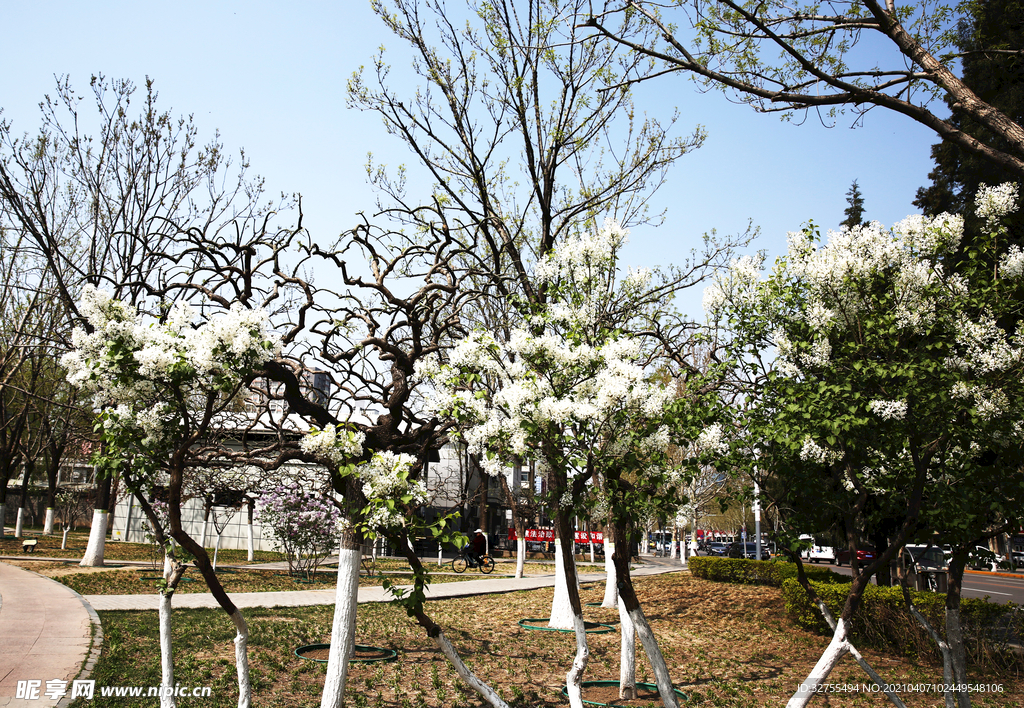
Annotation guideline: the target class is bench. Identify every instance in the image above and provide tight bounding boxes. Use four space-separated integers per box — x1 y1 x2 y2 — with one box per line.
22 538 38 552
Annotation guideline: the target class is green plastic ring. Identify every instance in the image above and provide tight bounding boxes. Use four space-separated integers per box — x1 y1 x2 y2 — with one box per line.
517 618 614 634
294 643 398 664
560 680 688 705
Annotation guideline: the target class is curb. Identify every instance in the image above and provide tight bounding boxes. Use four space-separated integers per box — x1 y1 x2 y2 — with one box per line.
56 586 103 708
964 568 1024 580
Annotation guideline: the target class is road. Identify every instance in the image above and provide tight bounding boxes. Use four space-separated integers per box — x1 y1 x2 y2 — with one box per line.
822 563 1024 605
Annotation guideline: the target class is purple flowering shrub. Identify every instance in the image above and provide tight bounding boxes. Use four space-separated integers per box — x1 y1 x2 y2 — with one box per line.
257 484 340 579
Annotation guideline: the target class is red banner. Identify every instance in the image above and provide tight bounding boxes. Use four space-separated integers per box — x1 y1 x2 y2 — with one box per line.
507 529 604 544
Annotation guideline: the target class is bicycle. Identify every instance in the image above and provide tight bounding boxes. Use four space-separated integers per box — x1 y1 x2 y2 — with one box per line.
451 549 495 574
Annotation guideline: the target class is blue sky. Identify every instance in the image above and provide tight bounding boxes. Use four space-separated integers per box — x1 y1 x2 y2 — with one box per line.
2 1 942 320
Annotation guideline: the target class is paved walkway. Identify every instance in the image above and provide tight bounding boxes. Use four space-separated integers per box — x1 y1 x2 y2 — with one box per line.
84 556 685 610
0 563 100 708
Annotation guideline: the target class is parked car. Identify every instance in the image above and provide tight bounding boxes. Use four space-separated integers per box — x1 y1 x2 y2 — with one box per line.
968 545 1006 570
702 542 730 556
1011 551 1024 569
835 546 877 566
726 542 771 560
903 545 948 572
799 535 836 564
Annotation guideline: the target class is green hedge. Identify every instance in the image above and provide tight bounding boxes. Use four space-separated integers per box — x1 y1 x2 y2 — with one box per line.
782 579 1022 666
688 556 848 587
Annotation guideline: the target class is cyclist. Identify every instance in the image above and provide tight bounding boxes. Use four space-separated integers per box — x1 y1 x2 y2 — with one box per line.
467 528 487 567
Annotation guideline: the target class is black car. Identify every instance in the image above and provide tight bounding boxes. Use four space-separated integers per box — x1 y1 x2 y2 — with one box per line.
726 542 771 560
702 541 729 556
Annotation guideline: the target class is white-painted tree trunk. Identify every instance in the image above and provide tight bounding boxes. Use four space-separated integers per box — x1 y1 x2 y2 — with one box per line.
43 508 55 535
228 609 252 708
618 599 636 699
62 526 71 549
0 502 6 534
321 546 361 708
811 596 907 708
199 512 209 549
515 536 526 579
602 540 618 608
433 629 510 708
80 509 108 566
159 555 177 708
549 537 576 629
158 591 176 708
15 507 25 537
564 613 590 708
213 532 223 570
246 517 255 562
905 601 953 708
945 606 970 708
788 618 852 707
628 604 679 708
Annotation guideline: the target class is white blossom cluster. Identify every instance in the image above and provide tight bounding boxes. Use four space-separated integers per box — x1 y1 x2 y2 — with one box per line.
534 218 627 284
300 425 366 466
866 399 908 421
61 286 279 448
419 220 675 480
999 245 1024 279
976 182 1018 228
702 253 765 316
357 452 427 529
694 423 729 457
424 328 672 478
947 315 1024 376
799 437 843 466
785 215 965 340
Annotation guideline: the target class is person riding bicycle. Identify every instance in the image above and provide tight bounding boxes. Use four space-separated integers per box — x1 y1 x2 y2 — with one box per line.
466 528 487 567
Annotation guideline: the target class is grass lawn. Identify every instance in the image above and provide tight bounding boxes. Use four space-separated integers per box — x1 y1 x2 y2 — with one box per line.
10 556 560 594
1 530 286 564
69 572 1023 707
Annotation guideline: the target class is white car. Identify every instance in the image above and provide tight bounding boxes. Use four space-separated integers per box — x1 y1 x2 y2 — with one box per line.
798 535 835 564
968 545 1005 571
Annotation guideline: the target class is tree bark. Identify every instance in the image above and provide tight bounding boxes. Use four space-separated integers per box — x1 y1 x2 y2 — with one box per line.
169 489 251 708
602 521 618 608
246 498 255 563
611 521 678 708
618 598 636 699
554 511 589 708
788 619 852 707
945 553 971 708
320 532 361 708
790 551 908 708
81 476 112 567
549 536 577 629
392 533 509 708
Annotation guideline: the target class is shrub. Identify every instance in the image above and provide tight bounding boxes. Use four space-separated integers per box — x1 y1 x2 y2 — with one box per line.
257 484 340 579
688 556 847 587
782 578 1024 668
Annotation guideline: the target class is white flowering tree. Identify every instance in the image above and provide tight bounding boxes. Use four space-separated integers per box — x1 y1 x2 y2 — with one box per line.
705 184 1024 707
420 219 716 707
62 286 281 708
0 76 289 567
